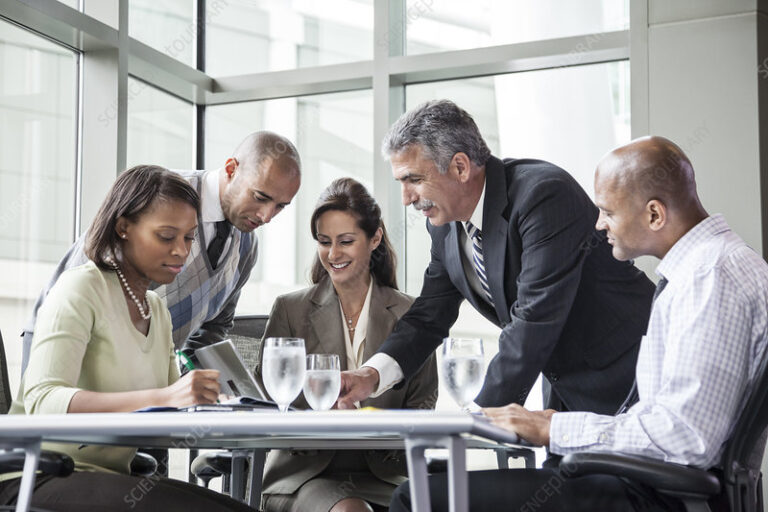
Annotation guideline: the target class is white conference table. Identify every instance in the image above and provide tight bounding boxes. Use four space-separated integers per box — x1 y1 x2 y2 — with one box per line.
0 410 525 512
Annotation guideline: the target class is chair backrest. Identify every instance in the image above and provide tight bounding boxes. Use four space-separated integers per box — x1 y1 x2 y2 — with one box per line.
0 329 12 414
720 346 768 511
228 315 268 374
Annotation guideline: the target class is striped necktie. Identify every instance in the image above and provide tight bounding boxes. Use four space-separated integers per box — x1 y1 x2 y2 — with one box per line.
464 221 495 307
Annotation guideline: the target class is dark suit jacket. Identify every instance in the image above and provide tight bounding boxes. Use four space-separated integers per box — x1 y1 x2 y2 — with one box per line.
258 277 438 495
379 156 655 413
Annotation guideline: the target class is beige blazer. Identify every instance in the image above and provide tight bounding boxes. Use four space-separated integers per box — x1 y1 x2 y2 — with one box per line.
258 277 438 495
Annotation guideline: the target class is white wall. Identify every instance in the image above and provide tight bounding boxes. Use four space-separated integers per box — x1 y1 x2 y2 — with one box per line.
638 0 768 486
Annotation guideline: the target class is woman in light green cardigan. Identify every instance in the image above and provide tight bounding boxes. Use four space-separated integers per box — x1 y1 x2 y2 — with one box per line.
0 165 254 511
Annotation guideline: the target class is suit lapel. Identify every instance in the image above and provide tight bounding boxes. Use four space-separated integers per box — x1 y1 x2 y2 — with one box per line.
482 157 510 323
308 279 349 370
364 282 399 362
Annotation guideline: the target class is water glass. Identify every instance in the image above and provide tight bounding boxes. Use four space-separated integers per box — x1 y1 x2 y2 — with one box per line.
303 354 341 411
441 337 484 411
262 338 306 412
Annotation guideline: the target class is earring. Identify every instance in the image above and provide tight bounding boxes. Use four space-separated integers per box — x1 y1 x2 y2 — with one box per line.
121 234 126 239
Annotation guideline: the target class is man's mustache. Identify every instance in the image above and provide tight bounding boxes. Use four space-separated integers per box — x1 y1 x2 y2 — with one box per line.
413 199 434 211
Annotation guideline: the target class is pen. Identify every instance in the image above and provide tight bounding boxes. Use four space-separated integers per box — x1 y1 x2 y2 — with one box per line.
176 351 219 403
176 350 195 371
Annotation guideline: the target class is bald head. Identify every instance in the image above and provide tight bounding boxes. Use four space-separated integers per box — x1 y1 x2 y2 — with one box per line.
232 131 301 177
594 136 708 260
596 136 698 212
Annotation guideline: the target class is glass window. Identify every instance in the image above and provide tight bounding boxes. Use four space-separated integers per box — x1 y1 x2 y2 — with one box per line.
406 0 629 55
126 78 195 170
0 19 77 385
56 0 80 9
129 0 196 67
205 0 373 77
206 89 373 313
403 61 630 412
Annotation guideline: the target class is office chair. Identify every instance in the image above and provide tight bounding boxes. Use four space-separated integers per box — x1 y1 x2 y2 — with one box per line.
559 352 768 512
190 315 269 490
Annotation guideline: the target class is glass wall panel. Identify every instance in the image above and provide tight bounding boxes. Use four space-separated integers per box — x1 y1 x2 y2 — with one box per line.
56 0 80 9
403 61 630 412
0 19 77 387
129 0 196 67
126 78 195 170
206 89 373 314
206 0 373 77
407 0 629 55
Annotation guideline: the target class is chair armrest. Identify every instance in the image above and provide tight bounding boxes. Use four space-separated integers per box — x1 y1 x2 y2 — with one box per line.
191 451 233 478
130 452 158 478
0 450 75 478
560 452 721 498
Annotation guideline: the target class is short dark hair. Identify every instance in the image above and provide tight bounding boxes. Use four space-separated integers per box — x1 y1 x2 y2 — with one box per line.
85 165 200 270
382 99 491 174
309 178 398 290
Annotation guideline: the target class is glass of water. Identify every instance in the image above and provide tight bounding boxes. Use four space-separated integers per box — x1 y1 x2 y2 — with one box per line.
303 354 341 411
262 338 306 412
441 337 484 411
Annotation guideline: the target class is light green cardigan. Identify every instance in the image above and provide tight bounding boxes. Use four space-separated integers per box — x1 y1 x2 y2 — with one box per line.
7 261 178 476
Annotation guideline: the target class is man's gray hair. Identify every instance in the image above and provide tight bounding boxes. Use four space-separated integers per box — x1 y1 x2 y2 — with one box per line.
233 130 302 175
381 99 491 174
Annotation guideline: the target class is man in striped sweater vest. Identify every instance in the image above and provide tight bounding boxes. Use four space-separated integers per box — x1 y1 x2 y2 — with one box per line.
21 130 301 371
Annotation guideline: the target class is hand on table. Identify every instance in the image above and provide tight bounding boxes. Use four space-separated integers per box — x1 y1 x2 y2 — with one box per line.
482 403 556 446
335 367 379 409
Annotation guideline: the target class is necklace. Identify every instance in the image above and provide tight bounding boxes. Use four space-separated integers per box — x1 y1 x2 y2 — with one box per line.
342 307 362 335
108 258 152 320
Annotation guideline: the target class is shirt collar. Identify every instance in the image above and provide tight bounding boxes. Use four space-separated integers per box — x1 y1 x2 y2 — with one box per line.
202 169 226 224
463 176 487 234
656 214 730 281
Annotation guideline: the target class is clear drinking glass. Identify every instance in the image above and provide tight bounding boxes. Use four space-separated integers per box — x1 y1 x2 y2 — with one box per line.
441 337 485 411
262 338 306 412
303 354 341 411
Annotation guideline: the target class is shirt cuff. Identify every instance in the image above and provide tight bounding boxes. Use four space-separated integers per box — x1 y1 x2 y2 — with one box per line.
549 411 613 455
363 353 404 398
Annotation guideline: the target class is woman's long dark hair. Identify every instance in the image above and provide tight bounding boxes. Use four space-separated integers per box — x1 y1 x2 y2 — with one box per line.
310 177 398 289
85 165 200 270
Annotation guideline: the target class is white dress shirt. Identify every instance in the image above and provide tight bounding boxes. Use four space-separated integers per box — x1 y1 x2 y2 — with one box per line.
460 181 490 304
365 179 488 397
339 278 374 371
200 169 232 266
550 214 768 468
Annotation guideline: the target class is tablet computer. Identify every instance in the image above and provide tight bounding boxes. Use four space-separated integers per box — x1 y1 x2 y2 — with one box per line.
194 339 269 401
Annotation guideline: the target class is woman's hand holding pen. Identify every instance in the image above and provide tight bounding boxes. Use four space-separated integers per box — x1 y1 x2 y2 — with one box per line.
161 370 221 407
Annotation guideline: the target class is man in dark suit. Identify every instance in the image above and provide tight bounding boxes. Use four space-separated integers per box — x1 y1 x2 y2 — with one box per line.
337 99 655 417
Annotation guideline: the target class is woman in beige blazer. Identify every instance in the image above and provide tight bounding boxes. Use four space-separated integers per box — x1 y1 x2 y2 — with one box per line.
258 178 438 512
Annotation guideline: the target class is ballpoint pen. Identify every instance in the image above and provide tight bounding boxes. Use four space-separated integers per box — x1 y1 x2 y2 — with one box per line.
176 350 196 371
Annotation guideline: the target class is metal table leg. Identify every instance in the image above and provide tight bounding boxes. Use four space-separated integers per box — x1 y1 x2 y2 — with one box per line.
405 436 469 512
495 448 510 469
247 449 266 508
187 448 199 483
16 442 41 512
230 449 249 502
445 436 468 512
405 437 431 512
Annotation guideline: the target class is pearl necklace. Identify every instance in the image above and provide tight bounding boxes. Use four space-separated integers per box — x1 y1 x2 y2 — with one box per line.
108 259 152 320
343 308 361 335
